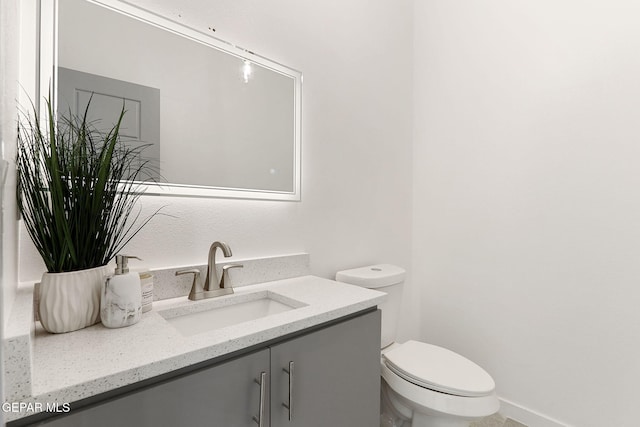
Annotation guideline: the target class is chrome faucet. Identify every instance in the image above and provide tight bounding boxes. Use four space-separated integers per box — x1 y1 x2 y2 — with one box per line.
175 241 243 301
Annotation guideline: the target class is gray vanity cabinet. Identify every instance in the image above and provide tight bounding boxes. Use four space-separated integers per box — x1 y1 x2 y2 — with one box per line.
270 309 381 427
20 310 380 427
36 348 270 427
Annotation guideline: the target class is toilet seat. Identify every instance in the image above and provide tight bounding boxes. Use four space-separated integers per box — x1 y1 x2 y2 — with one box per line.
383 340 495 397
381 362 500 419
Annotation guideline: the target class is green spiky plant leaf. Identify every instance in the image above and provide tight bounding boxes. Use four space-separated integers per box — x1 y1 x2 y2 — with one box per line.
16 97 160 273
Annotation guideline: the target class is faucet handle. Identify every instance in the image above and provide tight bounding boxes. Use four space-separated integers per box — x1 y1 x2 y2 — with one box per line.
175 269 203 301
220 264 243 289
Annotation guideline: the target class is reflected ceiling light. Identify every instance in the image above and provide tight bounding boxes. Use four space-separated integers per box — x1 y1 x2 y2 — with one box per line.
242 60 252 83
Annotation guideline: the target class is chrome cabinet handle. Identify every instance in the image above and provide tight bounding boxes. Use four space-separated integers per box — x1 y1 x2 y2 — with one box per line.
282 361 294 420
253 371 266 426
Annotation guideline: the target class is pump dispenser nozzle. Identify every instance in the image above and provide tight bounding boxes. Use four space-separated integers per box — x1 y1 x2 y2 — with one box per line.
114 255 142 275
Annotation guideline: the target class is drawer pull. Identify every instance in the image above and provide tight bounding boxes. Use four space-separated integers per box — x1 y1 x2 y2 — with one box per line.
282 361 294 420
253 371 266 426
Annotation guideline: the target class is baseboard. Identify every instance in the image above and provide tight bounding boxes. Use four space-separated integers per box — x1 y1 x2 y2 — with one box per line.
499 397 572 427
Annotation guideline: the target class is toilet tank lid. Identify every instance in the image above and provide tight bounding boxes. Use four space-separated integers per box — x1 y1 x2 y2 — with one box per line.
335 264 406 288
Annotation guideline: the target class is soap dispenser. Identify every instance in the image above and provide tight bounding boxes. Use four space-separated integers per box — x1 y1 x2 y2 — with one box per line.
101 255 143 329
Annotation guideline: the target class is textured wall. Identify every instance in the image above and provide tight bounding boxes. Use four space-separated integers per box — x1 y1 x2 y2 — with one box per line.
17 0 418 339
414 1 640 425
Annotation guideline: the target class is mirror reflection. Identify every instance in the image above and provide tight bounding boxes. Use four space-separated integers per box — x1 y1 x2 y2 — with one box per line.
56 0 301 199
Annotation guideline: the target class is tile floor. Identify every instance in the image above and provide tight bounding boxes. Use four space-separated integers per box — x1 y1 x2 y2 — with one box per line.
471 413 528 427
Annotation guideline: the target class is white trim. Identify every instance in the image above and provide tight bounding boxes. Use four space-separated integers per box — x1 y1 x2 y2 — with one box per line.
499 397 573 427
139 181 300 201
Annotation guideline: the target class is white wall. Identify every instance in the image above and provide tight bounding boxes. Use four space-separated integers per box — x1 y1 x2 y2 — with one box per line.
414 1 640 426
1 0 21 417
1 0 20 330
17 0 418 339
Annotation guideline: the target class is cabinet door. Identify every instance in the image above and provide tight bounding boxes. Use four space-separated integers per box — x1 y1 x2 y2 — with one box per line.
270 310 381 427
38 348 270 427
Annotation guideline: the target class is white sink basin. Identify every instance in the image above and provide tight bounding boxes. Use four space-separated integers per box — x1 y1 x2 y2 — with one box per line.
159 291 305 337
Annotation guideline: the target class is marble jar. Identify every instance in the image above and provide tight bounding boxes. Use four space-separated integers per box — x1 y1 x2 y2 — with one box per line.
100 272 142 328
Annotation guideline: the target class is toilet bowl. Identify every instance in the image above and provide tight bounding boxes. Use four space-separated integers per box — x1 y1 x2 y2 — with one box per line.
381 341 499 427
335 265 499 427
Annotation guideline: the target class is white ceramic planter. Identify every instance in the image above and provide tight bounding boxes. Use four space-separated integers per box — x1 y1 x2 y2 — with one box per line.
39 265 111 333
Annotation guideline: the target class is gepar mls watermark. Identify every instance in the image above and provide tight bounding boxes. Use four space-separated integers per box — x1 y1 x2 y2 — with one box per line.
2 402 71 414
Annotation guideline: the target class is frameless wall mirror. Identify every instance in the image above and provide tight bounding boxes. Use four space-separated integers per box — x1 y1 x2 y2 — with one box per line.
43 0 302 201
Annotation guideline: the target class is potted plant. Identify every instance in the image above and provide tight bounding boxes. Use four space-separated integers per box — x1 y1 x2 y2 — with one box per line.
17 97 158 333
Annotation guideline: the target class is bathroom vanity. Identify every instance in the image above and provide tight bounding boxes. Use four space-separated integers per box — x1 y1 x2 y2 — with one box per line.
25 310 379 427
4 273 385 427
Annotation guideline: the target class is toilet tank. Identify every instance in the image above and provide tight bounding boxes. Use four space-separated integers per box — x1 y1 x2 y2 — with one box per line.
335 264 406 348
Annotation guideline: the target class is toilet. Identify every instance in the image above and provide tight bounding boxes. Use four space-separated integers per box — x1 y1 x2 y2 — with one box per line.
335 264 499 427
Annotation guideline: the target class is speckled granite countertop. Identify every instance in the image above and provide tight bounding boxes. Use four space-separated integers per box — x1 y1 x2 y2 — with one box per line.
3 274 384 422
